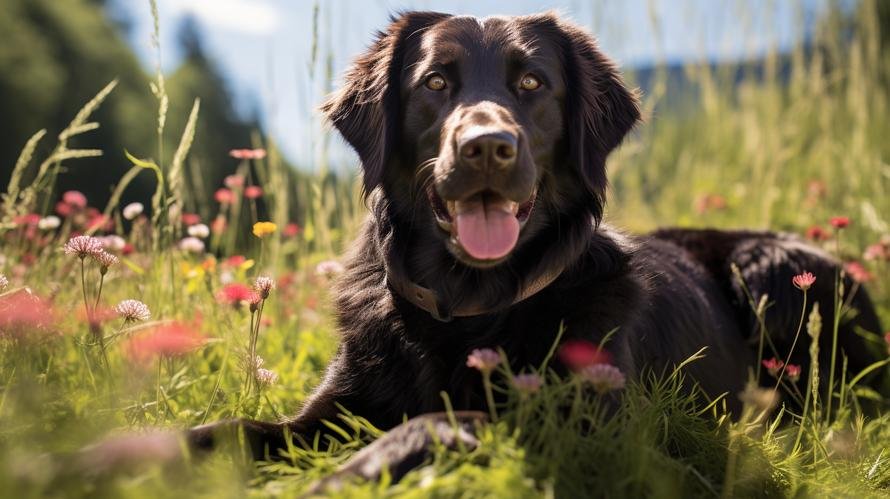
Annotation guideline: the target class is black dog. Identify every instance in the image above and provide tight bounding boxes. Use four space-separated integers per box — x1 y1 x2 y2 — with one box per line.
96 11 883 485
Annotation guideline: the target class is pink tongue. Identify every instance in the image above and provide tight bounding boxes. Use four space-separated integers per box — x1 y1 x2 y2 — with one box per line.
455 200 520 260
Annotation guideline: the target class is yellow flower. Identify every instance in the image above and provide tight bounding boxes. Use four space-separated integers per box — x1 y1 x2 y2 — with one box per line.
252 221 277 238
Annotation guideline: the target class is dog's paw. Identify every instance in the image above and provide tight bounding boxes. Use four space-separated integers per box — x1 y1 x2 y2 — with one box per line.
306 411 486 495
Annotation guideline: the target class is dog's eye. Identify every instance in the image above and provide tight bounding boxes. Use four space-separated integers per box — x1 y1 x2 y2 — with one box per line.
425 74 447 91
519 74 541 91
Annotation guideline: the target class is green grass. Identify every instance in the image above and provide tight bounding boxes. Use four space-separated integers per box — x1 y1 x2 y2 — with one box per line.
1 1 889 497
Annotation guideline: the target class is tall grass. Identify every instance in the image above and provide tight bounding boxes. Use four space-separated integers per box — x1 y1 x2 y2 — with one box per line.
0 1 888 497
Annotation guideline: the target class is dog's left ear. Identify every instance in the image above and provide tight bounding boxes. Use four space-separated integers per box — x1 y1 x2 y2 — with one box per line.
322 11 451 196
545 15 641 220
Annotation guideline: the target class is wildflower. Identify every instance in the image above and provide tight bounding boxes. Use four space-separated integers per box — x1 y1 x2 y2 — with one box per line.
229 148 267 160
315 260 345 277
863 243 887 261
122 202 144 220
126 322 204 361
122 243 135 256
115 299 151 322
63 235 104 259
0 274 7 290
214 188 235 204
224 174 245 189
38 216 61 230
693 193 727 214
0 292 55 336
254 276 275 299
62 190 88 209
218 283 254 307
224 255 247 268
248 292 262 313
512 373 543 394
100 235 126 252
244 185 263 199
87 213 112 232
92 251 119 273
466 348 502 373
181 213 201 226
785 364 802 383
762 357 784 377
178 237 205 254
579 363 626 394
805 225 830 242
792 271 816 291
256 368 278 386
252 221 277 238
558 339 612 371
283 223 301 238
211 216 227 234
56 201 73 217
829 216 850 229
738 384 779 412
844 261 873 283
187 223 210 239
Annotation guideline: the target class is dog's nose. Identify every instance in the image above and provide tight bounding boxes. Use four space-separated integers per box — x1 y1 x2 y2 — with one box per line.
458 129 517 171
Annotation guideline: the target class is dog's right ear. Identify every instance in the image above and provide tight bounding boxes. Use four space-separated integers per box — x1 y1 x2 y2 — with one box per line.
322 11 450 195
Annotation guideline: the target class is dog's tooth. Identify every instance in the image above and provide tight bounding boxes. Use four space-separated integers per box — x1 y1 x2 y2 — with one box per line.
508 201 519 215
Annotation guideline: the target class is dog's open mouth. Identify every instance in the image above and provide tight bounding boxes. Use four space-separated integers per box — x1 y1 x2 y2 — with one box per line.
428 186 536 263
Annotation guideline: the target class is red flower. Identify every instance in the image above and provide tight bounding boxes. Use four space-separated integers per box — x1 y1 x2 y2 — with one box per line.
214 188 235 204
211 216 227 234
785 364 802 383
126 323 204 362
792 271 816 291
558 340 612 371
62 190 88 209
55 201 73 217
244 186 263 199
182 213 201 226
762 357 784 377
14 213 40 226
217 283 253 306
122 243 135 256
805 225 831 242
844 261 873 283
829 216 850 229
224 174 244 189
283 223 301 238
0 292 56 338
864 243 888 262
229 149 267 160
224 255 246 268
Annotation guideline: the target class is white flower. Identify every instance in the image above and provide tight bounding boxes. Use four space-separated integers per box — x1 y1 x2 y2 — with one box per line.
123 202 144 220
187 223 210 239
315 260 345 278
63 235 104 258
99 235 126 251
253 276 275 299
114 299 151 322
178 237 205 254
0 274 8 290
256 368 278 386
37 216 61 230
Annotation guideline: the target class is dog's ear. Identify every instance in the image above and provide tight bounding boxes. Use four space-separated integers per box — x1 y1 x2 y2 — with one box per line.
546 15 641 220
322 11 450 195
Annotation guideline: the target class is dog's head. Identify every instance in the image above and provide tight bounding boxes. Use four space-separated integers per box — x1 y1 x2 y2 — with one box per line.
324 11 639 269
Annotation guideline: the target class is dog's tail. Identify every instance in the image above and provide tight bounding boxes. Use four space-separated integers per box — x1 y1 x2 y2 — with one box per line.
651 228 886 398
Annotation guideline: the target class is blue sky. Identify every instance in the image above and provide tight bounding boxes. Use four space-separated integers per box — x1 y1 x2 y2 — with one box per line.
115 0 835 168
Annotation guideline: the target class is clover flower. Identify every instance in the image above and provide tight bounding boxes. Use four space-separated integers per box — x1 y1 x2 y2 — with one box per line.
785 364 802 383
93 251 119 273
256 368 278 386
187 223 210 239
115 299 151 322
466 348 502 373
122 202 144 220
254 276 275 299
315 260 345 277
512 373 543 394
579 363 626 394
64 235 104 259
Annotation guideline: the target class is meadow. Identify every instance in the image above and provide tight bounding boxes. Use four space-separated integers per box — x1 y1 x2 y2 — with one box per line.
1 1 889 498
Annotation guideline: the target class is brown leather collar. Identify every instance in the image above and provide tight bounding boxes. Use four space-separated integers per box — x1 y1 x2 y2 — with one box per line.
386 264 565 322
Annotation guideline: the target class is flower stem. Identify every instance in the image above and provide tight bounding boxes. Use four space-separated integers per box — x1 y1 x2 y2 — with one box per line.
482 372 498 422
826 233 842 423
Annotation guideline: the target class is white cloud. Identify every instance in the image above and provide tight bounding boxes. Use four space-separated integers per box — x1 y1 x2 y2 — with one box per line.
163 0 281 35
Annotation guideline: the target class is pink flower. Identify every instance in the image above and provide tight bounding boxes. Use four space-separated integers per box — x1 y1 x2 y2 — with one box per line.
844 261 873 283
785 364 802 383
829 216 850 229
863 243 887 261
55 201 73 217
283 223 301 238
211 216 227 234
256 368 278 386
115 299 151 322
182 213 202 226
792 271 816 291
579 364 626 394
466 348 502 373
805 225 831 242
762 357 784 377
214 188 235 204
92 251 119 271
558 340 612 371
63 235 104 259
126 322 204 361
229 149 267 160
0 292 55 335
253 276 275 299
244 185 263 199
224 174 244 189
62 190 87 209
224 255 247 268
315 260 345 277
512 373 543 394
217 283 253 307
